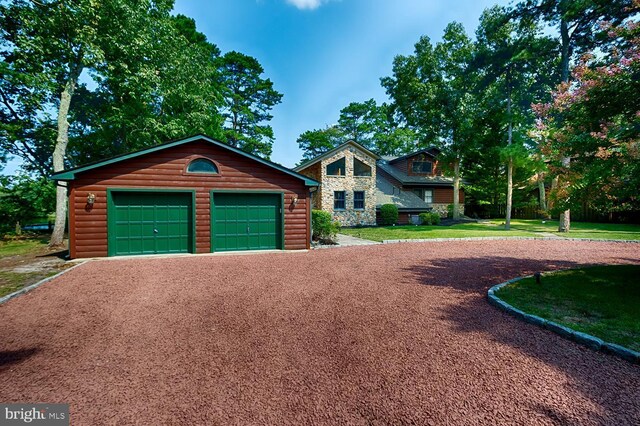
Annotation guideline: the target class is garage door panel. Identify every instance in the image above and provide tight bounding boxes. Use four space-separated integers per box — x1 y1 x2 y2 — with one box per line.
109 191 193 256
211 193 282 252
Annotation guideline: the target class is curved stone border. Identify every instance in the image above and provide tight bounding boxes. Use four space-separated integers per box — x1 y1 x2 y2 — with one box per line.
0 262 86 305
488 275 640 364
383 236 640 244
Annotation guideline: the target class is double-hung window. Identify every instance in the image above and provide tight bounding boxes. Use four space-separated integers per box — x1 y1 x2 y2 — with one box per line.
354 191 365 210
334 191 345 210
424 189 434 204
413 188 434 204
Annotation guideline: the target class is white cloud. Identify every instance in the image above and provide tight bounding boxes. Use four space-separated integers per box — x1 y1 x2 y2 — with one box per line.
285 0 327 10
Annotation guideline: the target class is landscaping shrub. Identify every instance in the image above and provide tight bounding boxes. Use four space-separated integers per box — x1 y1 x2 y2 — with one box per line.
311 210 340 242
419 212 441 225
447 204 454 218
380 204 398 225
419 212 432 225
430 212 441 225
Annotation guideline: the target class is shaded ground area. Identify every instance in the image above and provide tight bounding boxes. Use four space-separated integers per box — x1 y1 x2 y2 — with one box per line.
1 240 639 425
0 237 70 297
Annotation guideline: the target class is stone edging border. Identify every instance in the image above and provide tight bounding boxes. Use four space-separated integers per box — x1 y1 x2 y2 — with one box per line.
487 276 640 364
383 236 640 244
0 262 86 305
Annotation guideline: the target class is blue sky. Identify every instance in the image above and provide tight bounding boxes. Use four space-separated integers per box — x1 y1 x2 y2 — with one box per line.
173 0 510 167
2 0 509 174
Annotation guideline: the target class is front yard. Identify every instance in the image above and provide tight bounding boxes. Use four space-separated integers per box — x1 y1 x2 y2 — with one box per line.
496 265 640 351
0 237 69 297
340 219 640 242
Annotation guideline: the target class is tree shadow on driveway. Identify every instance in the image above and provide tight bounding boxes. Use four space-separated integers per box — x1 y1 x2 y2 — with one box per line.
402 255 584 295
0 348 39 370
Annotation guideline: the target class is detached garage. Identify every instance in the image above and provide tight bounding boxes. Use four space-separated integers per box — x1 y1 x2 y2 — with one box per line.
51 135 319 259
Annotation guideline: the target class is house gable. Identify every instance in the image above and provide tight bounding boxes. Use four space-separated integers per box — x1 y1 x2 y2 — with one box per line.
295 140 378 226
52 134 319 187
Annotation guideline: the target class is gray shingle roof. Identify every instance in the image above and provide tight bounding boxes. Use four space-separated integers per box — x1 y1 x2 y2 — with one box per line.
377 162 455 186
376 175 432 210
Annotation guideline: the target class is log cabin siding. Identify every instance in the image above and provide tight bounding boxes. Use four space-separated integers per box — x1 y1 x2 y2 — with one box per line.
68 140 310 258
434 187 465 204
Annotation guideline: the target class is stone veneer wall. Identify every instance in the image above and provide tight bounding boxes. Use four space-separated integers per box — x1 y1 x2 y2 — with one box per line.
431 203 465 217
318 146 377 226
301 162 322 210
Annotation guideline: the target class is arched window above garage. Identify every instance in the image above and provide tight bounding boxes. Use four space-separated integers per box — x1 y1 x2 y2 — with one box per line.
187 158 219 174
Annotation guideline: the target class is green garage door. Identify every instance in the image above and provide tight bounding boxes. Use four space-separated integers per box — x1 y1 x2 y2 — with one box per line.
109 191 193 256
211 193 282 252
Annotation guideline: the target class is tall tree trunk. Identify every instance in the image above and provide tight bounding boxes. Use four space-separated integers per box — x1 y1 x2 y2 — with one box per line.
50 60 83 248
557 156 571 232
505 81 513 230
506 158 513 229
537 171 547 215
549 175 558 211
452 158 460 220
557 16 571 232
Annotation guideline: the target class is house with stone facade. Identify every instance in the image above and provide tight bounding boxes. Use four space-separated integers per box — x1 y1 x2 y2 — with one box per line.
295 140 464 226
294 141 379 226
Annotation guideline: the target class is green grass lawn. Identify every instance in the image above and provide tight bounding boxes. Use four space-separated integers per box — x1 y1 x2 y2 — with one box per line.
496 265 640 351
0 237 62 298
489 219 640 240
0 238 49 257
0 270 58 298
340 219 640 242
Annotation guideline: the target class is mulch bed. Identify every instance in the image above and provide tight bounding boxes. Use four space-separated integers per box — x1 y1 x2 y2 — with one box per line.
1 240 639 425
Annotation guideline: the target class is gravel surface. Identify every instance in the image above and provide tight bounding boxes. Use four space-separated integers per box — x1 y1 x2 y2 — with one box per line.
1 240 639 425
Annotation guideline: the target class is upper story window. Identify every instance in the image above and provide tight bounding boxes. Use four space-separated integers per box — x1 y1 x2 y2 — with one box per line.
353 158 372 177
187 158 218 174
412 161 432 174
326 157 346 176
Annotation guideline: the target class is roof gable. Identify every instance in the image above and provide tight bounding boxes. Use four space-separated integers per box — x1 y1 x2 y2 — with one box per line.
50 134 319 187
388 147 440 164
294 140 380 172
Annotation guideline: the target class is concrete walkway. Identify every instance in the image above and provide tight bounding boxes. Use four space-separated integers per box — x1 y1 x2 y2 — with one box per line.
336 233 380 246
315 233 380 249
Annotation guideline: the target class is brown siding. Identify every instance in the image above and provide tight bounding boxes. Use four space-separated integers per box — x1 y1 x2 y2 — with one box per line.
395 159 408 174
434 187 465 204
69 140 310 258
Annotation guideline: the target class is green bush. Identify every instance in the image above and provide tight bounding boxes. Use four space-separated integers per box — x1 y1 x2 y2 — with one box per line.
380 204 398 225
419 212 441 225
419 212 432 225
311 210 340 242
430 212 441 225
447 204 454 218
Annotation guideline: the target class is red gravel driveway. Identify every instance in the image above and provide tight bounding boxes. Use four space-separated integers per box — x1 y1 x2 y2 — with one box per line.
1 240 639 425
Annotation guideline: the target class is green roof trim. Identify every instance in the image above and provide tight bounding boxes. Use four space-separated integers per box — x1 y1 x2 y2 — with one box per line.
50 134 319 187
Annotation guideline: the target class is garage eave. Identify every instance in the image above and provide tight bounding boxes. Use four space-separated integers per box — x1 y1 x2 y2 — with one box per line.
49 134 320 187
